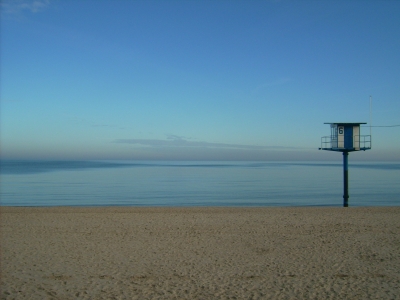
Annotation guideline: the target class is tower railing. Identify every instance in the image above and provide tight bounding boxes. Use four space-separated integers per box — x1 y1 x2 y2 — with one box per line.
355 135 372 150
320 135 371 151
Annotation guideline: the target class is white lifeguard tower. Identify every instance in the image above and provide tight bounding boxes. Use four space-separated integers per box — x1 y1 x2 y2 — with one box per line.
319 122 371 207
320 123 371 152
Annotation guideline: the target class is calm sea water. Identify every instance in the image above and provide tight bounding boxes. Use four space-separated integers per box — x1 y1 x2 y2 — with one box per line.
1 160 399 207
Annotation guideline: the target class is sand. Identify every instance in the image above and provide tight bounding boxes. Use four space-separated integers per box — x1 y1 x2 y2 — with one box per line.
1 207 399 299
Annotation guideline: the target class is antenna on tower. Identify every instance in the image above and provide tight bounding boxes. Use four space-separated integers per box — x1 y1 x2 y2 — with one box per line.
369 95 372 136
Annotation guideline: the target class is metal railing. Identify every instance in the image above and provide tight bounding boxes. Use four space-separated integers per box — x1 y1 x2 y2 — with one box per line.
320 135 371 150
320 136 334 149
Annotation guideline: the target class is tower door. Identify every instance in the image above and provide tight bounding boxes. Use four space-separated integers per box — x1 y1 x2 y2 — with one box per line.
344 126 353 149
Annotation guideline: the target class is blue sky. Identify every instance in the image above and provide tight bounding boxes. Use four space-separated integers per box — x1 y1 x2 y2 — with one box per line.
1 0 399 161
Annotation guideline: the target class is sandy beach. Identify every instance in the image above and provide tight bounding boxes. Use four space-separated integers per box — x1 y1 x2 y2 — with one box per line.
1 207 399 299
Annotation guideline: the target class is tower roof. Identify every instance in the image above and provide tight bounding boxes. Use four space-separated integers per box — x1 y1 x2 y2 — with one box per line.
324 122 367 126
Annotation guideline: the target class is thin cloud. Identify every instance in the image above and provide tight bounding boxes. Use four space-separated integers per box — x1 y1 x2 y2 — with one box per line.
252 77 291 94
1 0 50 15
263 77 291 87
113 136 297 150
64 115 126 130
166 134 189 141
92 123 126 130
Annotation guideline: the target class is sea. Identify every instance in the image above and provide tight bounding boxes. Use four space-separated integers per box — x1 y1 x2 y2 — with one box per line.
0 160 399 207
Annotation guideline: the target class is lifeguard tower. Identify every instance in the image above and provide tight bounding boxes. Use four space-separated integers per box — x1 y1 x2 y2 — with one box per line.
319 123 371 207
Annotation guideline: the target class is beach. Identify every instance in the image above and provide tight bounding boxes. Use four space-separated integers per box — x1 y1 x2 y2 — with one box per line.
1 207 399 299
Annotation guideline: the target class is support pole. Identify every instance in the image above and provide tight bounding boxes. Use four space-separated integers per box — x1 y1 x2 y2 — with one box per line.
343 151 349 207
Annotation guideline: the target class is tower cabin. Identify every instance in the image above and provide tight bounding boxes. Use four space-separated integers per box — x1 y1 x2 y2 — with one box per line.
319 122 371 152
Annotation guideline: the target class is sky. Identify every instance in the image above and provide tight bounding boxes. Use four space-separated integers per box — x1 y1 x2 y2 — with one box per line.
1 0 399 161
